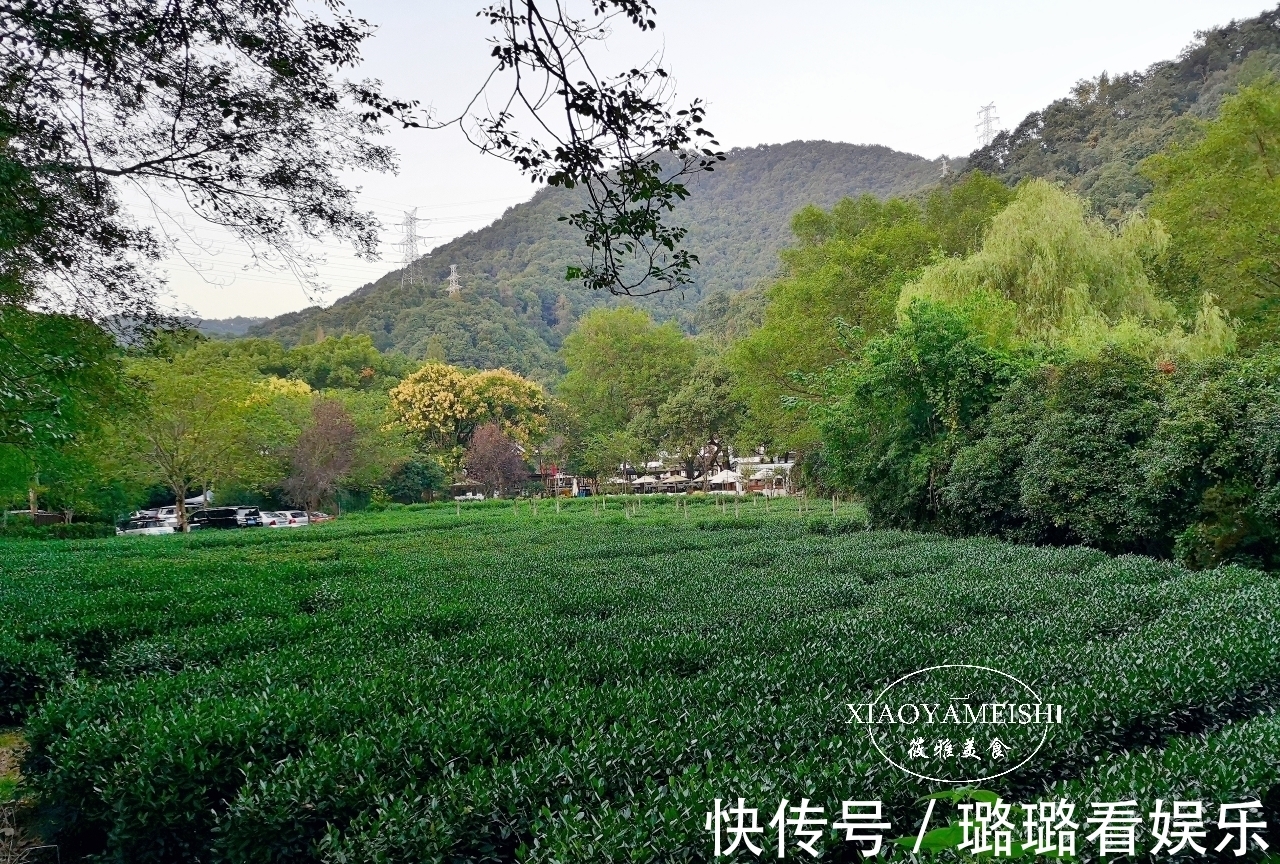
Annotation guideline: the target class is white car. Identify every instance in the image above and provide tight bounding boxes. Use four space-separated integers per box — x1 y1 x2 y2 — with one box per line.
263 510 309 527
116 518 175 536
132 507 180 528
154 506 180 528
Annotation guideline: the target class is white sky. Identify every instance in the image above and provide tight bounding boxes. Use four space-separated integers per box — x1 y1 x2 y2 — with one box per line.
160 1 1272 320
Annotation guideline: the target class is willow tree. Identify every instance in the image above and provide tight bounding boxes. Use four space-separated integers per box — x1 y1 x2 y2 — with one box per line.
897 180 1233 358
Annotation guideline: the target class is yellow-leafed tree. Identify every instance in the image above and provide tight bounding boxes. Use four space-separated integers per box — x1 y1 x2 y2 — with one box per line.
388 363 546 471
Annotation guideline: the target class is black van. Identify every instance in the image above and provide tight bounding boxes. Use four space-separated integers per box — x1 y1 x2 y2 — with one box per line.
189 507 261 529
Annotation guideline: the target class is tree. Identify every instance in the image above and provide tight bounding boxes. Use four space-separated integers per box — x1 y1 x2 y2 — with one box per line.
388 363 546 472
1144 75 1280 347
941 351 1167 553
0 0 716 320
385 459 448 504
278 335 414 391
580 429 645 488
557 307 695 439
0 0 408 318
0 308 128 517
123 353 309 529
466 3 723 295
899 180 1178 344
327 388 416 498
728 173 1012 453
652 357 744 488
0 308 122 451
1141 353 1280 570
281 400 357 513
816 301 1026 527
898 179 1239 359
464 423 527 497
529 397 585 489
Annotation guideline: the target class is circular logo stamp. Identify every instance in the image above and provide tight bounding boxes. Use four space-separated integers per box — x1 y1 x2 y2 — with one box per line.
846 664 1063 784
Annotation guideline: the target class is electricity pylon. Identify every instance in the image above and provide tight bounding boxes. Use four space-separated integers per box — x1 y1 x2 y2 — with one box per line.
394 208 429 288
976 103 1001 149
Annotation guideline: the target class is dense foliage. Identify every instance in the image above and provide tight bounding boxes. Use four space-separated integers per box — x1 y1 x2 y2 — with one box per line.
810 82 1275 572
944 350 1280 571
3 506 1280 861
816 301 1027 527
1145 75 1280 347
728 173 1012 451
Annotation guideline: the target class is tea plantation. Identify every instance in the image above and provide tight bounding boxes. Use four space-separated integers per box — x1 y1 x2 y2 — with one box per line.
2 498 1279 861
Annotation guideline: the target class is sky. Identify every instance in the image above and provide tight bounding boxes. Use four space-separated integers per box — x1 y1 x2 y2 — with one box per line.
161 0 1273 321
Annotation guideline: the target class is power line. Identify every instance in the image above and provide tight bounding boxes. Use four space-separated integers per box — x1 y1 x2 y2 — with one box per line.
976 103 1001 149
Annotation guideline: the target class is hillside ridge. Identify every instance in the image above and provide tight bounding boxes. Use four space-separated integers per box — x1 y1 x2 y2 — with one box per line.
249 140 945 378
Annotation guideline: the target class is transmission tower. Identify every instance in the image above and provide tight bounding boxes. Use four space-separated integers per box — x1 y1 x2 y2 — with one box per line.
394 208 429 288
975 103 1001 149
447 264 462 297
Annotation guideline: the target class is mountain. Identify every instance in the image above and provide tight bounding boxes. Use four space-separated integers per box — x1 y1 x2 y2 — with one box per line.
250 6 1280 380
193 316 268 337
250 141 946 379
967 7 1280 218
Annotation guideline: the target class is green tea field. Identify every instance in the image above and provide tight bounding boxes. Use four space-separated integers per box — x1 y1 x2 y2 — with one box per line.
2 499 1279 861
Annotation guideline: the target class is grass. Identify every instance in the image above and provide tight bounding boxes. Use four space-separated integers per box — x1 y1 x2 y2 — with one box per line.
1 496 1278 862
0 730 26 803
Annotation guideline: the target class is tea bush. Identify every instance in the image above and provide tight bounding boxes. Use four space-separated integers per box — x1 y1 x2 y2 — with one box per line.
1 499 1277 862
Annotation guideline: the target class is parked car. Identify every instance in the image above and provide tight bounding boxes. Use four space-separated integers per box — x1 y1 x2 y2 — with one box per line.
284 510 310 527
234 507 263 527
116 518 174 536
308 511 334 523
261 511 289 528
144 506 182 528
188 508 244 530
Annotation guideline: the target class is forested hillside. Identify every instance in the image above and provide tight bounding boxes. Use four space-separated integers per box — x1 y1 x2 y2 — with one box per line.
193 316 267 337
250 7 1280 380
967 8 1280 217
250 142 945 378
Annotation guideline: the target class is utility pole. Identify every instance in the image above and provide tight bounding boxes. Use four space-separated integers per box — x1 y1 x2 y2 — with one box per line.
394 208 429 288
447 264 462 297
975 103 1000 149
